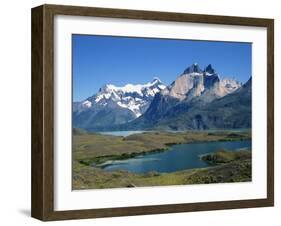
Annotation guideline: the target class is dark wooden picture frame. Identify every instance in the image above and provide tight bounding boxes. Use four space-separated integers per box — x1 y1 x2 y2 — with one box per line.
31 4 274 221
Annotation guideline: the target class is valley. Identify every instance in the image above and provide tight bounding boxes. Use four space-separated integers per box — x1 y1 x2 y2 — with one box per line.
72 63 252 189
73 130 251 189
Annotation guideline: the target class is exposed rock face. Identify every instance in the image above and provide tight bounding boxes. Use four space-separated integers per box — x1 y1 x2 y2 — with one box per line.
126 64 250 131
220 78 242 94
73 63 250 131
168 73 205 100
162 64 241 103
183 63 203 74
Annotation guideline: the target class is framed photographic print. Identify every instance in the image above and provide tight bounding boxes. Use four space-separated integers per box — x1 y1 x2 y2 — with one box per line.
31 4 274 221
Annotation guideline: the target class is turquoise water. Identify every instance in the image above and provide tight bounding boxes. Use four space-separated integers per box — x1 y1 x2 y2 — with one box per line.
100 140 251 173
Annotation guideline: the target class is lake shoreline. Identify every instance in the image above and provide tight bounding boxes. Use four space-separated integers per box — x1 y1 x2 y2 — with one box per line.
78 133 251 168
73 130 252 189
73 150 252 189
90 138 251 168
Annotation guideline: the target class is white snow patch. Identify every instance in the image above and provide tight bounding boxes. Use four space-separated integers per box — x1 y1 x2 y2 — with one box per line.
158 84 166 90
82 100 92 108
80 78 167 118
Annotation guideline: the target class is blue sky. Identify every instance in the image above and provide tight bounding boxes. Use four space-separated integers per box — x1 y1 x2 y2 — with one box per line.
72 34 252 101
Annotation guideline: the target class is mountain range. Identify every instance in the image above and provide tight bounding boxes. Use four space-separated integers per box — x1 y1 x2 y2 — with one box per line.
73 63 251 131
73 78 166 130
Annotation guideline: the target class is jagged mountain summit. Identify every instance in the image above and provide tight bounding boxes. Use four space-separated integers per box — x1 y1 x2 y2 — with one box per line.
73 78 166 130
163 63 241 102
124 63 250 130
176 76 252 130
140 63 241 122
73 63 250 131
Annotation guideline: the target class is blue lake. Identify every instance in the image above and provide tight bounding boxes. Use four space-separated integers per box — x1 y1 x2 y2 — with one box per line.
100 140 251 173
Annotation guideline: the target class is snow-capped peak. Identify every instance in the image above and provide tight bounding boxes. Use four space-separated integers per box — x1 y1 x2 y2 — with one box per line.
150 77 162 85
99 78 165 96
82 100 92 108
78 78 167 118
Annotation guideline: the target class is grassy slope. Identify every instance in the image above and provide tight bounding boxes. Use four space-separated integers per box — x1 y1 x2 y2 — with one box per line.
73 130 251 189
